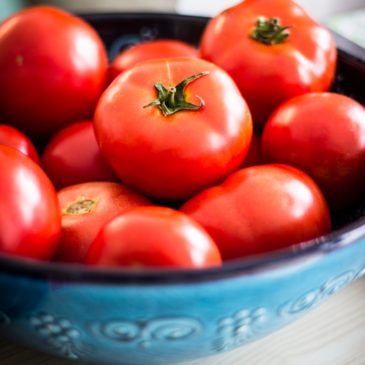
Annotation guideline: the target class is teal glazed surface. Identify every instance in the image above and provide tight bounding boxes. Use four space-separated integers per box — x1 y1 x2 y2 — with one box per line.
0 13 365 364
1 232 365 364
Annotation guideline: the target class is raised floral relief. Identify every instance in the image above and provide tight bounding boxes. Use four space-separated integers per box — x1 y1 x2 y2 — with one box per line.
30 312 91 360
213 307 268 352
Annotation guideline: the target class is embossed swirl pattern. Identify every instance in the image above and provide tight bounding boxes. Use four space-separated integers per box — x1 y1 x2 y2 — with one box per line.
90 317 202 348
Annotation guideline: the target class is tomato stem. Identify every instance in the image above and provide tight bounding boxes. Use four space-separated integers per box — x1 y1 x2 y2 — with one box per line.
143 71 209 116
251 17 291 45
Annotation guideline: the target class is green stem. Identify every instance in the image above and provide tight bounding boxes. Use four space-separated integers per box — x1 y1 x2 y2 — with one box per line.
251 17 291 45
143 71 209 116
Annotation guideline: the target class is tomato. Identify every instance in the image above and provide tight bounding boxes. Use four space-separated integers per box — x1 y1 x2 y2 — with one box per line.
200 0 337 129
181 164 331 260
42 121 118 189
0 124 40 164
0 6 108 141
56 182 152 263
86 206 222 269
0 145 61 260
109 39 199 82
94 57 252 200
262 93 365 211
241 132 264 168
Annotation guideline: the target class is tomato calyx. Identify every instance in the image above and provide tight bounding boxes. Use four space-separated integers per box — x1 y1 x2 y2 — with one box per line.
250 17 291 45
143 71 209 116
62 196 97 215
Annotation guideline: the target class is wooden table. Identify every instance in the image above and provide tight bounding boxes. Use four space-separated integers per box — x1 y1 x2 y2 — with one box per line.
2 276 365 365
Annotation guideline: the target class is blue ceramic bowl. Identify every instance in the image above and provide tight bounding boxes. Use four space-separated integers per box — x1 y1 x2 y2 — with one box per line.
1 13 365 365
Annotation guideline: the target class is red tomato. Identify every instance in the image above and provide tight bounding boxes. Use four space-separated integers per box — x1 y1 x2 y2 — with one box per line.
0 6 108 141
109 39 199 82
0 124 40 164
262 93 365 211
0 145 61 260
94 57 252 200
56 182 152 263
200 0 337 129
42 121 118 189
86 206 222 269
181 164 331 260
241 132 264 168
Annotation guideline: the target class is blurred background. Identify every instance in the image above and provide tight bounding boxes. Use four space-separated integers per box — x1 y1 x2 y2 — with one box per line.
1 0 365 47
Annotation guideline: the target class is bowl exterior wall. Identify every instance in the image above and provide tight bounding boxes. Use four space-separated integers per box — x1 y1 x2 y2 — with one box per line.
1 237 365 364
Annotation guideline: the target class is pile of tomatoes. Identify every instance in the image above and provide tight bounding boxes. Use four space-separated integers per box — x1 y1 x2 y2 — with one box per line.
0 1 365 270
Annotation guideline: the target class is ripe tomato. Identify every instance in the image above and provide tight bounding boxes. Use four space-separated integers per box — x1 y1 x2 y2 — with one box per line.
94 57 252 200
86 206 222 269
181 164 331 260
0 124 40 164
109 39 199 82
0 6 108 141
262 93 365 211
0 145 61 260
241 132 264 168
42 121 118 189
200 0 337 129
56 182 152 263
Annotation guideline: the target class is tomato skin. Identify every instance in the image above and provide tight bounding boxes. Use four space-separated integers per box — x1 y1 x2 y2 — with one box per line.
85 206 222 269
94 57 252 200
241 132 264 168
42 121 118 189
262 93 365 211
200 0 337 129
109 39 199 82
181 164 331 260
0 124 40 164
0 6 108 141
0 145 61 260
56 182 152 263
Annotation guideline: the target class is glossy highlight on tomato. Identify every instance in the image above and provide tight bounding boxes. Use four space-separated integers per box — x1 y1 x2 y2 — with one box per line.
94 57 252 200
0 145 61 260
0 6 361 273
0 124 40 164
181 164 331 260
86 206 222 269
262 92 365 211
0 6 108 141
42 121 118 189
56 182 152 263
200 0 337 129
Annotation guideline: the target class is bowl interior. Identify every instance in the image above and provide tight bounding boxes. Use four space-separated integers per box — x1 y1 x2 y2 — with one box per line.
0 12 365 282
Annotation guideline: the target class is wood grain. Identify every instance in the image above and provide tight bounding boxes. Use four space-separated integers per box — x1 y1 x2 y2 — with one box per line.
2 277 365 365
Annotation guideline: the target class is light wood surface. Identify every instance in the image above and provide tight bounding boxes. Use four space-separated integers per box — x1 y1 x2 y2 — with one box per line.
2 276 365 365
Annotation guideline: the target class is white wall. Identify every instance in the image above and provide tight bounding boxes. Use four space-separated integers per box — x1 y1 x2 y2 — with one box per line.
14 0 365 22
176 0 364 20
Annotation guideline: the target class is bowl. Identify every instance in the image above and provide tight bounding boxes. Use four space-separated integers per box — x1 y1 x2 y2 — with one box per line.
0 12 365 365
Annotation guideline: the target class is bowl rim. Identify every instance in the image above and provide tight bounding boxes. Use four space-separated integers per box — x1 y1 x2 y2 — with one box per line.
0 215 364 283
0 12 364 284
